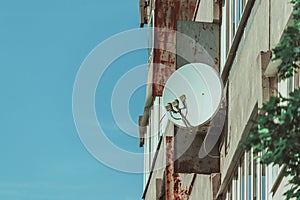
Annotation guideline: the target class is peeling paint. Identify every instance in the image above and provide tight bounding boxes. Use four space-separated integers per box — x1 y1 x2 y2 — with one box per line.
166 136 174 200
152 0 198 96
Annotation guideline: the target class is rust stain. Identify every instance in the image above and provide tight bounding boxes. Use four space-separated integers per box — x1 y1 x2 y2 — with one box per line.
152 0 198 96
173 174 182 200
166 136 192 200
166 136 174 200
173 132 220 174
173 174 191 200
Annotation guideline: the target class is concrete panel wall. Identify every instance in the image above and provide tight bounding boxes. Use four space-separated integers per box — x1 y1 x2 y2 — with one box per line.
220 0 270 183
189 175 211 200
270 0 293 49
220 1 293 199
143 0 294 199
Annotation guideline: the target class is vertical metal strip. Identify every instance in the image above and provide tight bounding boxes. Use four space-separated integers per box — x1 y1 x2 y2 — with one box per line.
166 136 174 200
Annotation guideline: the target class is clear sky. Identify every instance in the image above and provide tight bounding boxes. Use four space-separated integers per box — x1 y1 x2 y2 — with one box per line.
0 1 147 199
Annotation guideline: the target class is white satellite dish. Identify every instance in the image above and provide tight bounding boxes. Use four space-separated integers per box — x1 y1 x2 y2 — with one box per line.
162 63 223 127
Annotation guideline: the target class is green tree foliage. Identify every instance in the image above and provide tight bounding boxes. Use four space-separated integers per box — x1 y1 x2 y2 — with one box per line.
273 0 300 79
243 1 300 199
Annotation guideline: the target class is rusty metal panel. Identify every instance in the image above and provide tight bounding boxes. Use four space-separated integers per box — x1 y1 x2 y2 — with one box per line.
154 0 197 30
140 0 150 27
167 21 221 174
139 0 146 27
174 173 195 199
166 136 175 200
139 116 145 147
176 21 220 71
152 0 198 96
174 128 220 174
166 137 196 200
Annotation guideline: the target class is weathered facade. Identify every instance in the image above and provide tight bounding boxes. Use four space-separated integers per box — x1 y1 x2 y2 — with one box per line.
139 0 296 199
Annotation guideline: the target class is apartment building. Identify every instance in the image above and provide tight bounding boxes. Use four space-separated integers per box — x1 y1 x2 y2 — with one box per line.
138 0 296 199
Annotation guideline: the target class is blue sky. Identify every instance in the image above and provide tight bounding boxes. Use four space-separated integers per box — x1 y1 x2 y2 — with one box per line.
0 1 147 199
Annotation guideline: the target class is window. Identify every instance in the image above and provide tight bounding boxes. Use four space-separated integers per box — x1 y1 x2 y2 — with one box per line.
149 107 152 169
238 0 242 23
157 98 161 141
159 97 167 136
261 164 266 200
278 71 294 98
240 155 245 200
230 0 247 42
294 69 300 89
232 171 239 200
231 0 236 39
268 73 296 192
248 152 252 200
219 0 230 72
226 183 232 200
226 0 230 54
221 0 249 71
242 0 247 9
224 151 267 200
253 152 257 200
